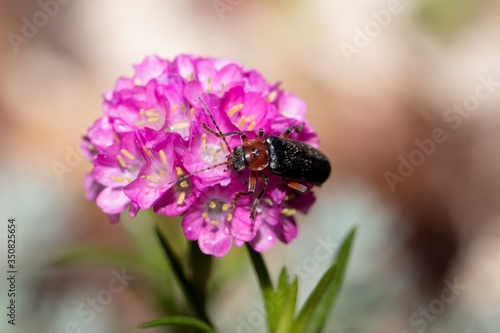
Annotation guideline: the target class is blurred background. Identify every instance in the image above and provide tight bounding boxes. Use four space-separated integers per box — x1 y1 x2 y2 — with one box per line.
1 0 500 332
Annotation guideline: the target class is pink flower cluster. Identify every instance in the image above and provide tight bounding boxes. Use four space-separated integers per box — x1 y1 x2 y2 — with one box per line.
82 55 319 256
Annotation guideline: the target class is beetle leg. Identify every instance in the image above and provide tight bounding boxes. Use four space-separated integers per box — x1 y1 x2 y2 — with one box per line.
250 174 269 220
230 171 257 209
280 123 305 139
287 181 308 194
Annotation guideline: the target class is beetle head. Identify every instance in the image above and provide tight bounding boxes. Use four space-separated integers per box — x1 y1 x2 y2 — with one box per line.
230 146 246 171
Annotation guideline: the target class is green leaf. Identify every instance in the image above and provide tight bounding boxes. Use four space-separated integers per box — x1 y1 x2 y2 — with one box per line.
155 225 213 327
269 268 290 329
267 268 288 331
293 228 356 333
292 265 337 333
246 244 274 332
275 273 299 333
138 316 216 333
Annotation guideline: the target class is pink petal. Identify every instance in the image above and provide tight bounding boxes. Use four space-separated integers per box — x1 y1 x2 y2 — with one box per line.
96 187 130 214
198 225 232 257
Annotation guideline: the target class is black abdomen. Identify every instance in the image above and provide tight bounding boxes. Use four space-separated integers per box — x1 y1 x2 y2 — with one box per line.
265 136 331 185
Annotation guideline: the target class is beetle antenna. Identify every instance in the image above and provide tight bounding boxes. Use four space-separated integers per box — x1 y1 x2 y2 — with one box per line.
198 97 232 153
167 161 232 185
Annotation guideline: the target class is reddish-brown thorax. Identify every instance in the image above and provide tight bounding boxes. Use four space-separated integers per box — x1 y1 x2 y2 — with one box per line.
242 139 269 171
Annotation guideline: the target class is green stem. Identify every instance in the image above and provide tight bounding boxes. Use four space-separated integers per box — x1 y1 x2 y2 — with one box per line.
155 224 213 328
190 241 213 307
246 244 274 331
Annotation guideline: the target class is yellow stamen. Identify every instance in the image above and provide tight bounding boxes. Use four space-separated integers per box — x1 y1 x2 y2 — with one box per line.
180 180 189 188
146 175 159 182
148 117 159 123
202 212 209 219
88 144 97 154
210 220 219 226
201 133 207 152
221 82 225 91
181 105 187 113
247 121 256 131
135 120 146 126
207 77 212 92
264 198 273 206
267 90 277 102
113 132 121 142
281 208 297 216
222 203 230 211
159 149 168 165
172 104 178 114
140 109 146 116
228 103 244 117
143 147 153 157
146 109 159 117
125 177 132 183
112 175 125 183
177 191 186 205
120 149 135 160
159 170 167 177
117 155 126 167
129 165 137 172
176 167 184 177
226 213 233 222
190 107 195 118
218 142 225 153
171 122 190 130
209 201 217 209
238 115 247 128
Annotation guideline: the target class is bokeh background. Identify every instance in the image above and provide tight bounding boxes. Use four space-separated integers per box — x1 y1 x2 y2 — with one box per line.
1 0 500 332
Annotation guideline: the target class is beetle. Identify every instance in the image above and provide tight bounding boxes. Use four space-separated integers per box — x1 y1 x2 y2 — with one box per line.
173 97 331 220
